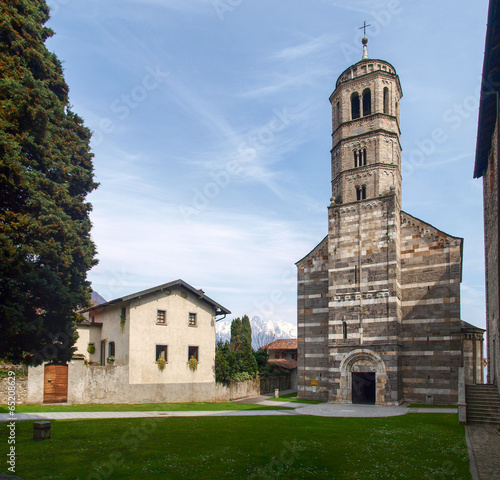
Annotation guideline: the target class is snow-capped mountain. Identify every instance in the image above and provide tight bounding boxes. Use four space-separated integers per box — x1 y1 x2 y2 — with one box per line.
216 316 297 350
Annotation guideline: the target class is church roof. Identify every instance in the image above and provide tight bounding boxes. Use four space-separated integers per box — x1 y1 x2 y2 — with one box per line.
295 235 328 266
461 320 486 332
474 0 500 178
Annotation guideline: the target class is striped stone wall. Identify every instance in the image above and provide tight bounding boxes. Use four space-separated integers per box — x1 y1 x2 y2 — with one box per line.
296 236 330 401
400 212 463 404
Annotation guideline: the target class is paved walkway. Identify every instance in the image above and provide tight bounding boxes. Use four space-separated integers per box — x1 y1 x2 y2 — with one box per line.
0 398 458 421
466 424 500 480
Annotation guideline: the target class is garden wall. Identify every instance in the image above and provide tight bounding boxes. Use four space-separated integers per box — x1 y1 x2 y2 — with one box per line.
260 375 291 395
27 362 261 404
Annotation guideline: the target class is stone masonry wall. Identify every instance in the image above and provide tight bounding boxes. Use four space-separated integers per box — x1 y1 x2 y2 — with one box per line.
483 120 499 388
296 236 330 401
400 212 463 404
0 377 27 404
327 194 402 405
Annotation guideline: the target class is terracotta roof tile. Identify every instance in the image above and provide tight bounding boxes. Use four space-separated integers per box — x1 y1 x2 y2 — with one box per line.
263 338 297 350
268 359 297 370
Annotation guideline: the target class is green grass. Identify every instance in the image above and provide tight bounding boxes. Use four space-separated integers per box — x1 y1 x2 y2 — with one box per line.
0 414 470 479
408 404 457 409
0 402 292 413
267 392 324 404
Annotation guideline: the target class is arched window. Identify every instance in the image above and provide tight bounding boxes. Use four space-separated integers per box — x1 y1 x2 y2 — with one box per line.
362 88 371 116
356 185 366 201
362 148 367 166
351 92 360 120
336 101 341 125
383 87 389 114
354 151 358 168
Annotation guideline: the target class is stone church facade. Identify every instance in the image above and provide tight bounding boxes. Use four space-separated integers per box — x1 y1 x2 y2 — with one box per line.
297 42 482 405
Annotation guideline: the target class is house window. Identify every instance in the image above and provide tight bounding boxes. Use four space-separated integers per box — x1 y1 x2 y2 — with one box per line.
362 88 372 116
188 313 197 327
292 353 297 360
343 321 348 340
156 345 168 362
108 341 115 357
157 310 166 324
121 307 126 319
188 346 199 362
351 92 360 119
275 353 280 359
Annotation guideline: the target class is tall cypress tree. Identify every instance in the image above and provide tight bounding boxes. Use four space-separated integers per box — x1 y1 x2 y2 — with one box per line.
0 0 97 365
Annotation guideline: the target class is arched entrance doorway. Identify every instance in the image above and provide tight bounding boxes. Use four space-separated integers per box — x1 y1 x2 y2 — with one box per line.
338 349 387 405
352 372 376 404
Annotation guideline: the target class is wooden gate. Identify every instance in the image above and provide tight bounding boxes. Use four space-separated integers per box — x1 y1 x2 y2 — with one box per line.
43 364 68 403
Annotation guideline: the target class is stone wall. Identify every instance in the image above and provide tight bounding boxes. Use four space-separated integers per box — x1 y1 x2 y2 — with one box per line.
27 362 261 404
400 212 463 405
327 194 402 405
483 120 499 389
0 377 27 404
297 236 330 401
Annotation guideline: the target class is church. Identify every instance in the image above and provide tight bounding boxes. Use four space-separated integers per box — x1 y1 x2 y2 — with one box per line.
296 34 484 405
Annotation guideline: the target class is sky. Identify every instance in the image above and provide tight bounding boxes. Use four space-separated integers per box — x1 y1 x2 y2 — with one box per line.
45 0 489 328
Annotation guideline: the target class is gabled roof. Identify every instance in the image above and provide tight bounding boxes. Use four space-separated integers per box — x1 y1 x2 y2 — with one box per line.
461 320 486 332
81 279 231 316
474 0 500 178
263 339 297 350
268 358 298 370
296 235 328 266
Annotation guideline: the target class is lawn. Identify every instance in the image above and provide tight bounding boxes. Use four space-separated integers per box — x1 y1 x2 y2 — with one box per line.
0 401 291 413
0 414 470 480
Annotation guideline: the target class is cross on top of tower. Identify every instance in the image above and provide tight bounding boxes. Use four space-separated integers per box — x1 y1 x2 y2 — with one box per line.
359 21 371 36
359 21 370 59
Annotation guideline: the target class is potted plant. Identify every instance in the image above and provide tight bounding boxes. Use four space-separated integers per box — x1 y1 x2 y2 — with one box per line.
106 356 115 365
188 355 198 372
157 357 166 372
87 344 95 355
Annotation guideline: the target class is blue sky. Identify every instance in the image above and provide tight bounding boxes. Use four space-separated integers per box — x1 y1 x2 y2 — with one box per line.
46 0 489 328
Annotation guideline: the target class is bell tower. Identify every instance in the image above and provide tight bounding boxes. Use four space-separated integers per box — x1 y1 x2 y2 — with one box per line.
326 36 404 405
329 35 403 206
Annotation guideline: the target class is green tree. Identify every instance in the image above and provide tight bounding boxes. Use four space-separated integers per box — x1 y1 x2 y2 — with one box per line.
214 341 236 384
253 348 268 370
0 0 97 365
230 317 243 351
230 316 257 377
241 314 252 347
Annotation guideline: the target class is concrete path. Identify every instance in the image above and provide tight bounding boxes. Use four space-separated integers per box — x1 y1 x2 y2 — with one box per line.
0 400 458 422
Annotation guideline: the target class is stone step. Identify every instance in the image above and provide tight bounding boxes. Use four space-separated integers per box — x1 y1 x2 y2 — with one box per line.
465 385 500 424
467 407 500 415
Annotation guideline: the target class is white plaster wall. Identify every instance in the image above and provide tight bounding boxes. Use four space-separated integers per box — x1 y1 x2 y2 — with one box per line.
26 366 44 404
74 327 89 356
128 287 216 385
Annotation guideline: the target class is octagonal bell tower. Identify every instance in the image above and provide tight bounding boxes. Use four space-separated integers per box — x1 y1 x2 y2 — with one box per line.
327 37 404 405
329 36 403 206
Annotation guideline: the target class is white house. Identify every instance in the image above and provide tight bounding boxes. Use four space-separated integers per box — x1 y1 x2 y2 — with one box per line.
27 279 231 404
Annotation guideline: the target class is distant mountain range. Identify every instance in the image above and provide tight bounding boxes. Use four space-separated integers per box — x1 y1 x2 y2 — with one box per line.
216 316 297 350
91 291 107 306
